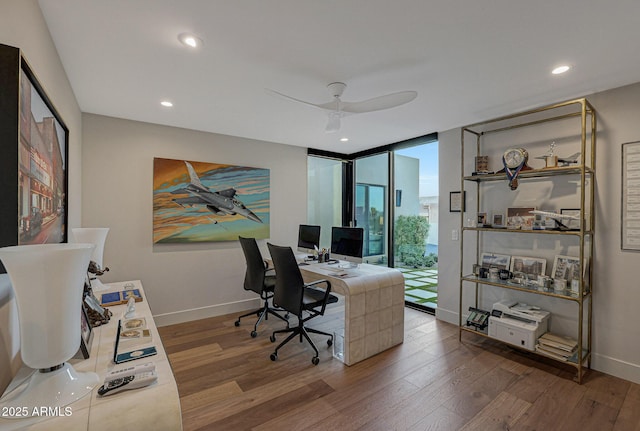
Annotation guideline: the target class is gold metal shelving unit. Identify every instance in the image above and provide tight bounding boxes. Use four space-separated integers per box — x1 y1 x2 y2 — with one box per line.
458 98 596 383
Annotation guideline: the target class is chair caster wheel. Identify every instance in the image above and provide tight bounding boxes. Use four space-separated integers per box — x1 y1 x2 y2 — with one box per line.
312 357 319 365
251 331 257 338
270 353 278 361
270 335 276 342
327 339 333 347
234 320 240 327
285 313 290 320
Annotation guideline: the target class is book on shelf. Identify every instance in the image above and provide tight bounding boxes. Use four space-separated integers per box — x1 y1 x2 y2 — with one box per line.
535 344 570 361
100 289 143 306
538 332 578 352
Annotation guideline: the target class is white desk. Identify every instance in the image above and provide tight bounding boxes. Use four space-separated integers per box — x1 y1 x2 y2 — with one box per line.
0 280 182 430
296 262 405 365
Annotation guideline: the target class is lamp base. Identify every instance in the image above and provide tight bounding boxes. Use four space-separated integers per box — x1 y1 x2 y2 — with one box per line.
0 363 99 418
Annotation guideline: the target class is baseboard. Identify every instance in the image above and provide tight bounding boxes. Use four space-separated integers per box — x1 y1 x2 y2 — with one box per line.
592 352 640 385
434 307 640 384
153 298 260 327
435 307 458 325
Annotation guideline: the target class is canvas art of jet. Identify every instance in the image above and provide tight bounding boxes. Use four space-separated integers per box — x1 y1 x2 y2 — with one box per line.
171 161 263 223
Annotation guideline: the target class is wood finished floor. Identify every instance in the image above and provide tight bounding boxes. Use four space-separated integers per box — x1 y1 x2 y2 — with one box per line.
158 304 640 431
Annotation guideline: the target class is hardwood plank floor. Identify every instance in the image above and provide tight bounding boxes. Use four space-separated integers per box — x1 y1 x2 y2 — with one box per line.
158 305 639 431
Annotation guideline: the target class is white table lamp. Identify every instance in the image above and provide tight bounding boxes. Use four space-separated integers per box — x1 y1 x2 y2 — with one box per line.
0 243 100 414
72 227 109 291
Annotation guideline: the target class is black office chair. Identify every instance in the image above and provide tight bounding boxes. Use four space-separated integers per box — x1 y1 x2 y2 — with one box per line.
235 237 288 337
267 243 338 365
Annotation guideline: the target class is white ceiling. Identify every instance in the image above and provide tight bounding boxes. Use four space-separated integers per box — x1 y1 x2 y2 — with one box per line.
38 0 640 154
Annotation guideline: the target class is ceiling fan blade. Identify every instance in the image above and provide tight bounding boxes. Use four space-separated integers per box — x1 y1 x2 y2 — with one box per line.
340 91 417 113
265 89 326 110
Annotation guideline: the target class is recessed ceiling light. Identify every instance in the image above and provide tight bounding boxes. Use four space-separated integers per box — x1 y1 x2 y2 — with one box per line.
552 65 571 75
178 32 203 48
340 137 349 142
160 101 173 107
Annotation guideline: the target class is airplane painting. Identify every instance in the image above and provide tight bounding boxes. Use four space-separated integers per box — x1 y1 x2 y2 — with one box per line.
153 158 270 243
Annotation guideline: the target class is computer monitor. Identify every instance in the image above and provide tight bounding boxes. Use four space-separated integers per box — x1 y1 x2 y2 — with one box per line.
330 226 364 264
297 224 321 254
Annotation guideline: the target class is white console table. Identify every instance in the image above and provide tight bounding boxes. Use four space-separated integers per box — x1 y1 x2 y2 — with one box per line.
0 280 182 430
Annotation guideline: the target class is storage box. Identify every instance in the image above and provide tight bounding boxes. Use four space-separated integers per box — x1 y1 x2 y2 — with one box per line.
488 315 548 351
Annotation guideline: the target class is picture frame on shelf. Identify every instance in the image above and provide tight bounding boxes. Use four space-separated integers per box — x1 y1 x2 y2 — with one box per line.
507 207 535 230
449 191 465 212
77 304 93 359
552 255 587 293
509 256 547 278
480 252 511 270
492 213 505 228
477 212 488 226
560 208 581 230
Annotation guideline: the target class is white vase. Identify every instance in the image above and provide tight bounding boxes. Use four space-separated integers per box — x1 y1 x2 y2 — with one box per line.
72 227 110 291
0 243 100 413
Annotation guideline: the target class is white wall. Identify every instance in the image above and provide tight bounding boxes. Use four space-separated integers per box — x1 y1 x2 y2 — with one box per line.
437 82 640 384
81 114 308 326
0 0 83 395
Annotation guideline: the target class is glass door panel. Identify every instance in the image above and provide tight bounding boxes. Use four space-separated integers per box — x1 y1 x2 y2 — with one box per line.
394 142 439 312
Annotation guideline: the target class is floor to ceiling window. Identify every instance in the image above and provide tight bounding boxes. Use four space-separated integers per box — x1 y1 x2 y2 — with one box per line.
307 133 438 313
307 156 344 249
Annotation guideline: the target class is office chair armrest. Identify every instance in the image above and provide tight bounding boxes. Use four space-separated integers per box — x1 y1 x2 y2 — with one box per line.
262 259 270 270
305 279 332 315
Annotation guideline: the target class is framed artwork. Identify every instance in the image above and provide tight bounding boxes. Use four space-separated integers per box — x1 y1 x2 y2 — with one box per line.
77 305 93 359
449 191 465 212
480 252 511 270
622 141 640 250
152 158 270 243
1 44 69 272
552 255 585 286
477 212 488 226
492 213 505 228
509 256 547 278
560 208 581 230
507 207 535 230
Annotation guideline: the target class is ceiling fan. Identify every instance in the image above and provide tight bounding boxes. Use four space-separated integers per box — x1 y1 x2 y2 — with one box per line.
268 82 418 133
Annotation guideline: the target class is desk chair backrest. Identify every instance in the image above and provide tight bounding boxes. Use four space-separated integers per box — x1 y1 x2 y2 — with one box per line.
239 236 268 295
267 243 305 315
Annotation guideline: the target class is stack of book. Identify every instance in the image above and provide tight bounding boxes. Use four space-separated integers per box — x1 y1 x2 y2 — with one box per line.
535 332 578 361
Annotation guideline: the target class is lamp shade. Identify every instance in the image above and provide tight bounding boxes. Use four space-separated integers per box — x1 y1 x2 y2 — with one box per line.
71 227 109 268
0 243 94 369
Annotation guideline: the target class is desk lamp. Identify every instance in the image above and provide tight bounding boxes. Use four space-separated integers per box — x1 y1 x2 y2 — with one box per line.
0 244 100 413
72 227 110 291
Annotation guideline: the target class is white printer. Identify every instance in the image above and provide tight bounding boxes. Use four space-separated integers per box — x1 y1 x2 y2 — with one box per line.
488 300 550 351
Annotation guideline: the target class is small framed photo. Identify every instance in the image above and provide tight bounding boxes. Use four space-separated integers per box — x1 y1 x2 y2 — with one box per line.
552 255 585 289
560 208 581 230
77 305 94 359
449 191 465 212
507 207 535 230
477 212 488 226
509 256 547 278
480 252 511 270
492 213 505 228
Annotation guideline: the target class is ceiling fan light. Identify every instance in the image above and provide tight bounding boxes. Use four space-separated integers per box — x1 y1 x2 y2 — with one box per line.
325 112 341 133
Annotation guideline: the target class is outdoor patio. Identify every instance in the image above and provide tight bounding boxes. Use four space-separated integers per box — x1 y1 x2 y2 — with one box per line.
399 267 438 308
